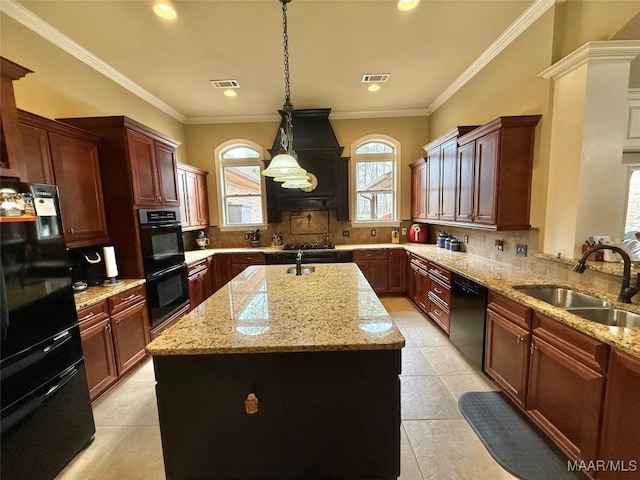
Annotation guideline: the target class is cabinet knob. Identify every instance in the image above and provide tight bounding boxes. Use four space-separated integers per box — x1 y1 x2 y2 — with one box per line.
516 335 524 344
68 227 75 234
245 393 259 414
106 324 111 334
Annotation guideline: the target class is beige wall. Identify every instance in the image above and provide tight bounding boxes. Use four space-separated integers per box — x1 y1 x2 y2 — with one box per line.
185 116 429 227
0 14 186 158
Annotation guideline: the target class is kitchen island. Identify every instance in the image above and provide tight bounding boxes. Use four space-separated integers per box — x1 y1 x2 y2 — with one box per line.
146 263 405 480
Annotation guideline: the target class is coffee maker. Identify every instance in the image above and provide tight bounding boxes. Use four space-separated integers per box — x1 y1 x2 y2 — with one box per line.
69 248 106 286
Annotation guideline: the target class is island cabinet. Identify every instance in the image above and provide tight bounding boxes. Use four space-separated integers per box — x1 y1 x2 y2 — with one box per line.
526 312 608 465
426 261 451 333
455 115 541 230
177 162 209 230
484 292 532 407
188 259 212 310
353 249 388 293
598 348 640 480
410 157 427 221
17 110 109 248
78 284 150 401
423 126 479 222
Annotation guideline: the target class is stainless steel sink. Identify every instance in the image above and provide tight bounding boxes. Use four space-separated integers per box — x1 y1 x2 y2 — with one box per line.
566 307 640 327
515 286 609 309
285 266 315 275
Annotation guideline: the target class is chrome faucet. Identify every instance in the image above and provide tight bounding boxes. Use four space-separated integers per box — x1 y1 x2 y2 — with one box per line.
572 245 640 303
295 249 303 276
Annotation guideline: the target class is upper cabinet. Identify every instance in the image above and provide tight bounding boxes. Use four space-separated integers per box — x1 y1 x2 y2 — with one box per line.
456 116 540 230
410 158 427 221
17 110 109 248
0 57 32 179
177 162 209 230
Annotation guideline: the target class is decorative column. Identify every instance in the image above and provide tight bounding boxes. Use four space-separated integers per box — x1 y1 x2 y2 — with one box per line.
540 40 640 259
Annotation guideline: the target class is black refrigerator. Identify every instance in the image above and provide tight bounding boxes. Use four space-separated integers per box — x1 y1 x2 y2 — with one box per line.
1 181 95 480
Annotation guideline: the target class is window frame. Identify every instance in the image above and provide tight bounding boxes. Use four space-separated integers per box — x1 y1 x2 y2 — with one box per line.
350 134 400 227
214 139 268 231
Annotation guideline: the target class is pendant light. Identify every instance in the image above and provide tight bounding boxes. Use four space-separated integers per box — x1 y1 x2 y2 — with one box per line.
262 0 312 185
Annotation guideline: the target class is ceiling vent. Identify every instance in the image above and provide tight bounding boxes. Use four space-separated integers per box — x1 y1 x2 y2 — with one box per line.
362 73 390 83
209 79 240 89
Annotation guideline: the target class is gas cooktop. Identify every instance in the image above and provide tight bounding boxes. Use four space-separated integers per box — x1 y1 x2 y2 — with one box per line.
282 242 336 251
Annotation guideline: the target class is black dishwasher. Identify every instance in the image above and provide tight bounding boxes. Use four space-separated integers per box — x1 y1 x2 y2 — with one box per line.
449 274 488 369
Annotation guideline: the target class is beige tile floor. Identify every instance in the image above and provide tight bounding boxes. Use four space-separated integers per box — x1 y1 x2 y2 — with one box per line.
56 296 515 480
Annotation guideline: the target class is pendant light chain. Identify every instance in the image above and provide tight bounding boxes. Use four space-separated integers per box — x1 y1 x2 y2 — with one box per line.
282 0 291 105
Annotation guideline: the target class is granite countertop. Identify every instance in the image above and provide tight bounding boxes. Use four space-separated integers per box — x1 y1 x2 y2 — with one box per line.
74 279 146 310
146 263 405 356
402 244 640 357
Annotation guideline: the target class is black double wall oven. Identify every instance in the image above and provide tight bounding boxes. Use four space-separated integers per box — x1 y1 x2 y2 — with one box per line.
138 209 189 328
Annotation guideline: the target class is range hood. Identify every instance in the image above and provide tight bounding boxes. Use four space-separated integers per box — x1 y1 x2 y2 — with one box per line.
264 108 349 223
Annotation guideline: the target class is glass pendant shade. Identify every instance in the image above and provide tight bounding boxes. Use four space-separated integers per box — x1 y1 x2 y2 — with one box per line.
281 177 312 189
273 172 309 182
262 152 306 178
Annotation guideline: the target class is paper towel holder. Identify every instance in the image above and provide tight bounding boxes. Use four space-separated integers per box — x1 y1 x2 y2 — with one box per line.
102 245 124 287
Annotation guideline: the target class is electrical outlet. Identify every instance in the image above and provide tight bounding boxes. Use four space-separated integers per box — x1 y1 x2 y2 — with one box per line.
495 239 504 252
516 243 528 257
371 229 376 236
342 230 350 237
464 235 469 243
401 228 407 236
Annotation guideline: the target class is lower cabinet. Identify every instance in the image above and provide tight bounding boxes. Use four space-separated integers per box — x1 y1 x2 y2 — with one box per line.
230 253 266 278
427 262 451 333
188 259 212 310
78 284 150 401
407 253 429 312
387 248 405 293
353 249 388 293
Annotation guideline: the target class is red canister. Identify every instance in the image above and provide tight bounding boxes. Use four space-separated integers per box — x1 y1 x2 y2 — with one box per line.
409 224 429 243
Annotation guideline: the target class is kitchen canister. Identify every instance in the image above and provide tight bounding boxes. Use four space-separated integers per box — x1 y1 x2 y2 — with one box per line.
437 231 449 248
450 237 460 251
445 237 452 250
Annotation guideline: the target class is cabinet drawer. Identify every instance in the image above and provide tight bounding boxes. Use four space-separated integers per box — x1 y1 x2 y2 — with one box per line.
428 295 450 332
188 260 207 277
429 276 451 307
409 254 428 272
488 291 532 330
231 253 265 264
108 284 146 315
353 249 387 261
532 312 609 374
427 262 451 285
77 300 109 328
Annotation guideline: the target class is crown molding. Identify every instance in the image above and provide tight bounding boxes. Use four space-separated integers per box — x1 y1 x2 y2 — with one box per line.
427 0 556 114
1 0 187 123
539 40 640 80
629 88 640 101
185 108 429 125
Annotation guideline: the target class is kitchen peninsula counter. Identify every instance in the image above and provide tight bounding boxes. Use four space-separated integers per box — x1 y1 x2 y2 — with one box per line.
147 263 403 480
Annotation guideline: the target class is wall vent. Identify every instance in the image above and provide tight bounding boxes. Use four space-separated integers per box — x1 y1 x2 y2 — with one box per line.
362 74 390 83
210 79 240 89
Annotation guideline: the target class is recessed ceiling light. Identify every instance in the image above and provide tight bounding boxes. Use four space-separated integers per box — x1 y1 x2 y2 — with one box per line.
223 89 237 97
210 79 241 89
153 2 177 20
397 0 420 11
368 84 381 92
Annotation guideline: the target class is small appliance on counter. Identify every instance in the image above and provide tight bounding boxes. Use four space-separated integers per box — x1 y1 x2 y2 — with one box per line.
69 248 106 286
195 230 210 249
409 224 429 243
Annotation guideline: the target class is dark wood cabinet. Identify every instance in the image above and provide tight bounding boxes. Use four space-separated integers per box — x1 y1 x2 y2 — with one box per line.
78 285 149 401
0 57 31 179
410 158 427 221
17 110 109 248
57 116 181 278
188 259 212 310
598 348 640 480
213 254 233 292
456 115 541 230
407 254 429 313
230 253 266 278
427 262 451 333
177 162 209 230
387 248 405 293
527 312 608 464
353 249 388 294
484 292 532 407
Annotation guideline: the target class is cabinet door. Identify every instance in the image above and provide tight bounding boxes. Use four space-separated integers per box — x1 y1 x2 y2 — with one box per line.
526 335 605 463
127 129 161 206
484 309 530 407
425 146 441 220
598 349 640 480
185 171 200 227
417 268 429 312
440 139 457 222
188 272 203 311
48 132 109 248
19 123 54 184
473 130 499 225
111 301 150 377
387 249 405 293
411 162 427 220
80 317 118 401
196 171 209 227
177 168 189 228
456 142 475 222
155 142 180 206
214 254 233 291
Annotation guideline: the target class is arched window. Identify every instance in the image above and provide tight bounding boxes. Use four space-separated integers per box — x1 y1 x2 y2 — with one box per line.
351 135 400 224
215 140 266 229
